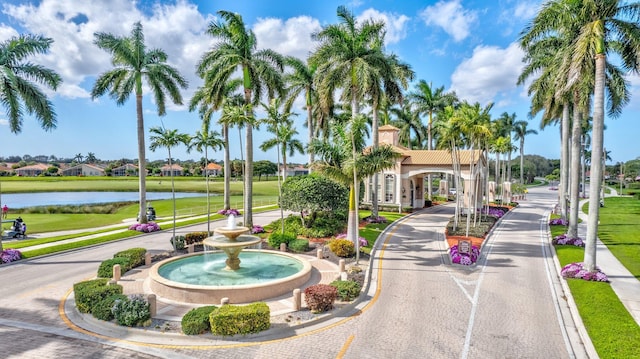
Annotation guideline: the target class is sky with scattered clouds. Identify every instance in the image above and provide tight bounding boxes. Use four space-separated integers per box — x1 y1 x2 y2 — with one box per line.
0 0 639 165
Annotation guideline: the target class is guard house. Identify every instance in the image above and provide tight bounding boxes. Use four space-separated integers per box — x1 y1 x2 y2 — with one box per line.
363 125 486 211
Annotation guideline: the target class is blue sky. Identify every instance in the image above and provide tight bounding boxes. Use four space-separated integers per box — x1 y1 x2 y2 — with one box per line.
0 0 639 165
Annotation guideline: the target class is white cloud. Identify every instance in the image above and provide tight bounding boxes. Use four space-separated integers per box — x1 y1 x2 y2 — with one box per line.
253 16 321 60
450 42 525 105
420 0 477 42
357 8 410 45
0 119 8 126
2 0 211 105
0 24 19 40
513 1 540 20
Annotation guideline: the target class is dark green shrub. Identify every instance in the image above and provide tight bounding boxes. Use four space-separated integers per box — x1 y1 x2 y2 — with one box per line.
185 231 211 245
170 235 186 250
267 232 296 249
288 238 309 253
327 238 355 257
114 247 146 268
330 280 362 301
73 279 123 314
97 257 131 278
182 305 218 335
304 284 337 313
299 213 345 238
209 303 270 336
112 294 151 327
93 293 128 321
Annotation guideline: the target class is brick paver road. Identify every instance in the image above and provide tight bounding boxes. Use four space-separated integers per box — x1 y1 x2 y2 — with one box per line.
0 187 587 358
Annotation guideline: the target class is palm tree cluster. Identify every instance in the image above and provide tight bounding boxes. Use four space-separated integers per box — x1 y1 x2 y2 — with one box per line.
2 7 544 254
519 0 640 272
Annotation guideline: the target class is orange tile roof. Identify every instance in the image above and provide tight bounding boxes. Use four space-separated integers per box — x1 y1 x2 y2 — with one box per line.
206 163 222 170
400 149 483 166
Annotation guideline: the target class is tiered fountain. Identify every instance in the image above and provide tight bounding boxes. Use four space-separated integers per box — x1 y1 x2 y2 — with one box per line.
148 214 312 304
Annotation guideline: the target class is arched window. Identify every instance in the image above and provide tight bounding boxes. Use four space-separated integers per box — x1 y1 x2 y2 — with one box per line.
384 174 395 202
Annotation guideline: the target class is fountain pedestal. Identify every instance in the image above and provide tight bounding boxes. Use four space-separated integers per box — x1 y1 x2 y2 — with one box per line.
205 215 261 270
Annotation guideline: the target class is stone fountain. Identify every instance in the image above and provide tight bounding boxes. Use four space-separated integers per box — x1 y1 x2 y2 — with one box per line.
203 214 262 270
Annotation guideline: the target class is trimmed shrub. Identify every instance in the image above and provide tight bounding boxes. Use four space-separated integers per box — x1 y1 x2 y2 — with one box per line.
182 305 218 335
209 303 270 336
267 232 296 249
97 257 131 278
170 235 186 250
288 238 309 253
112 294 151 327
185 231 211 245
93 293 128 321
327 238 355 257
73 278 123 314
114 247 146 268
330 280 362 301
304 284 337 313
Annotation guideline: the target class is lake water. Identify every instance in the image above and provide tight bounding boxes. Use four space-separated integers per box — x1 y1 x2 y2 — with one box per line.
0 192 207 208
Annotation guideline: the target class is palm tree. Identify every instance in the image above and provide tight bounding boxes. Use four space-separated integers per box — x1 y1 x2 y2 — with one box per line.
310 116 400 262
513 120 538 184
149 126 190 251
73 153 84 163
496 112 516 182
92 22 187 224
310 5 391 244
522 0 640 272
187 128 224 234
283 56 318 168
0 34 61 251
86 152 97 163
409 80 456 200
390 99 424 149
198 10 285 228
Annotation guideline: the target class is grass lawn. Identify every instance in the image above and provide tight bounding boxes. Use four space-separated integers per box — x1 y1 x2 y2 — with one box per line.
358 210 408 254
549 202 640 358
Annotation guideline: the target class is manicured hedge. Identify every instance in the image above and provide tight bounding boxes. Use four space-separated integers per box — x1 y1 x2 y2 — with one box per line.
182 305 218 335
210 303 270 336
74 278 123 314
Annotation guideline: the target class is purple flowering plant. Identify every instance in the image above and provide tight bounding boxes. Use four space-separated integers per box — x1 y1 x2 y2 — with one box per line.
561 262 609 282
217 208 240 216
552 234 585 247
1 248 22 264
251 225 265 234
365 216 387 224
128 222 161 233
335 233 368 247
450 244 480 265
549 218 568 226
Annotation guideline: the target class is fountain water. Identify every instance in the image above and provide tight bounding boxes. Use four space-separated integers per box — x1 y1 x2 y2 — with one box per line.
203 214 261 270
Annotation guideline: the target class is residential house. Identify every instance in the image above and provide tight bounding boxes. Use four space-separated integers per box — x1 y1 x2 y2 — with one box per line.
204 162 222 177
15 163 50 176
111 163 139 177
62 164 105 176
161 164 183 177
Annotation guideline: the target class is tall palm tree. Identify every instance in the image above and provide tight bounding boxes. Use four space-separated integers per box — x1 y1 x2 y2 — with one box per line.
311 5 391 243
92 22 187 224
198 10 285 228
513 120 538 184
283 56 318 168
409 80 456 200
390 99 425 149
149 126 190 251
187 128 224 234
496 112 516 182
0 34 61 251
521 0 640 272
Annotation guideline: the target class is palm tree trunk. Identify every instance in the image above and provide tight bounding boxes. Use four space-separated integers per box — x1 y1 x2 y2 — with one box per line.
567 97 581 239
349 91 360 263
427 112 433 201
560 104 570 219
205 147 211 234
307 94 314 172
223 124 231 210
372 100 380 218
519 140 525 184
136 94 147 224
168 149 177 252
585 54 606 272
243 84 252 228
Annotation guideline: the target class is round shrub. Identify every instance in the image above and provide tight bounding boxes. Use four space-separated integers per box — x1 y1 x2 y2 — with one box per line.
304 284 337 313
327 238 355 257
112 294 151 327
330 280 362 301
93 293 128 321
97 257 131 278
170 235 186 250
288 238 310 253
267 232 296 249
182 305 218 335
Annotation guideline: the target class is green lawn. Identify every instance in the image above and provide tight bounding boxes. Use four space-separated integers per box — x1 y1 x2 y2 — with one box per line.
550 197 640 358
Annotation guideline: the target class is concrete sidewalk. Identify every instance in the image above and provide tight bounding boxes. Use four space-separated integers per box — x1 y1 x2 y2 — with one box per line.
577 197 640 325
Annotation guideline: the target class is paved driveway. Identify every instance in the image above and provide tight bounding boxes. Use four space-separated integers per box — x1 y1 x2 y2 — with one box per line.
0 188 587 358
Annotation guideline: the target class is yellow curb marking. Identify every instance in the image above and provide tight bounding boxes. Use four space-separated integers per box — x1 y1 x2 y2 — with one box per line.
59 216 411 351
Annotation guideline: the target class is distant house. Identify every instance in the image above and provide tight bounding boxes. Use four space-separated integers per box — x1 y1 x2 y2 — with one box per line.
62 164 105 176
204 162 222 177
111 164 138 177
280 165 309 178
161 164 183 177
15 163 49 176
0 164 13 174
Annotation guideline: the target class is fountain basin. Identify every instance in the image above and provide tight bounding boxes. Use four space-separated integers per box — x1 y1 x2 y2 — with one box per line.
213 226 249 240
149 250 313 304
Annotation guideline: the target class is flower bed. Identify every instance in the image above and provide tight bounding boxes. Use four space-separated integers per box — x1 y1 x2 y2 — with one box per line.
1 248 22 264
552 234 584 247
450 244 480 265
549 218 568 226
128 222 161 233
561 262 609 282
335 233 368 247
